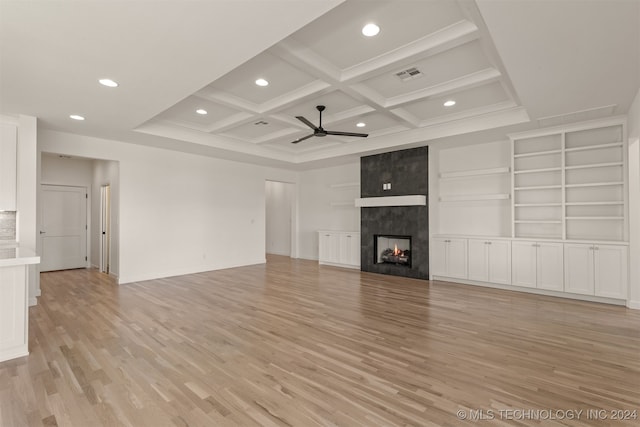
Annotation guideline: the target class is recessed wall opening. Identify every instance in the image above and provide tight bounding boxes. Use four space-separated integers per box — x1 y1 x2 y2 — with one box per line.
374 234 411 267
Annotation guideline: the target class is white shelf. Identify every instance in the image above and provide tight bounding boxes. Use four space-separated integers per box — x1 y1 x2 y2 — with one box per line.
439 194 510 202
565 181 623 188
566 216 624 220
514 167 561 174
564 142 623 153
513 149 562 158
514 185 562 190
515 203 562 207
514 220 562 224
329 182 359 189
330 201 355 207
356 195 426 207
565 162 622 170
439 167 509 179
565 201 623 206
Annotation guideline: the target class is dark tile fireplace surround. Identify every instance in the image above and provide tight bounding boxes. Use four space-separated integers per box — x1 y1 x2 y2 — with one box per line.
360 147 429 280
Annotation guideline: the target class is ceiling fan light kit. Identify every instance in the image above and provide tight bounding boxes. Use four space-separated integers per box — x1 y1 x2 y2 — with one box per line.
291 105 369 144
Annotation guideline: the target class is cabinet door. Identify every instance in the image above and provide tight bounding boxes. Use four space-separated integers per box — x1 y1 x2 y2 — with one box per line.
318 233 332 263
0 123 17 211
447 238 468 279
430 238 448 276
564 243 594 295
329 233 341 264
467 239 488 282
594 245 628 299
512 241 537 288
536 242 564 291
340 233 360 267
488 240 511 285
0 266 27 359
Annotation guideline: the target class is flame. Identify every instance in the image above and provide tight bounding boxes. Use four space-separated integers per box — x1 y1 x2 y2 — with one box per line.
393 244 401 256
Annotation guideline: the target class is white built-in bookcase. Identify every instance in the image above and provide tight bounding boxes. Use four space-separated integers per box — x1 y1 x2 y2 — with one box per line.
510 117 626 242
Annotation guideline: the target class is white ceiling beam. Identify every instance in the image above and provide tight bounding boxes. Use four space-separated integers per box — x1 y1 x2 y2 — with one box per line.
385 68 502 108
194 89 261 113
340 20 480 83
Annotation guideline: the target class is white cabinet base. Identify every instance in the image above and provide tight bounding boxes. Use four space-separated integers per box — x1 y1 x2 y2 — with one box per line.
318 231 360 269
0 266 29 362
432 275 626 307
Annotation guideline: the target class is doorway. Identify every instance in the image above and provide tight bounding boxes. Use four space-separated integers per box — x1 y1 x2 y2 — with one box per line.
40 184 88 272
100 185 111 273
265 180 295 257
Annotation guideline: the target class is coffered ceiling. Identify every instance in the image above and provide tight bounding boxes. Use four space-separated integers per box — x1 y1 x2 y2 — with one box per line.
137 0 527 164
1 0 638 169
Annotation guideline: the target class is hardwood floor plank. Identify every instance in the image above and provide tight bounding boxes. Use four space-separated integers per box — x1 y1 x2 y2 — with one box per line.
1 255 639 426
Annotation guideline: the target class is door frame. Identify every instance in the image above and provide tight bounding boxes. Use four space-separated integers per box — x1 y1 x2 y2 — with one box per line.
99 184 111 273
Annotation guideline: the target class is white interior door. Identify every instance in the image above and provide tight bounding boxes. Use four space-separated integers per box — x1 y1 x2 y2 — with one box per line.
40 185 87 272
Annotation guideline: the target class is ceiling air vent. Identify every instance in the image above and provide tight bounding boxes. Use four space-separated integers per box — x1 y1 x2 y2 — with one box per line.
394 67 423 82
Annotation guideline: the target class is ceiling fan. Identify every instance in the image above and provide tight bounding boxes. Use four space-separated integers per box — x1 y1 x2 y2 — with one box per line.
291 105 368 144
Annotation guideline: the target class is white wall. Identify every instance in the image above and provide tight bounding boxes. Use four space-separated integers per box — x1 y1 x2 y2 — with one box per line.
265 180 294 256
628 88 640 308
297 162 360 260
91 160 120 277
41 154 93 187
429 139 511 237
38 130 297 284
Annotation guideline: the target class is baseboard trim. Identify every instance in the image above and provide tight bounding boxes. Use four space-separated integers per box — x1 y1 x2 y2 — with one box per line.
0 346 28 363
118 259 267 285
432 276 627 307
627 300 640 310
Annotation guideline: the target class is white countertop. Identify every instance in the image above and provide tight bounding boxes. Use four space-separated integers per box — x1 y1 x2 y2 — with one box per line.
0 247 40 267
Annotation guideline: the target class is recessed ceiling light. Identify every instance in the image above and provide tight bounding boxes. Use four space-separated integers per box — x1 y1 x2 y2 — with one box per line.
255 78 269 87
99 78 118 88
196 109 208 115
362 23 380 37
356 122 366 128
443 100 456 107
69 114 85 121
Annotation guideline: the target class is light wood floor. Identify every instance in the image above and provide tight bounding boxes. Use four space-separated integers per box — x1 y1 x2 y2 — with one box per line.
1 256 639 426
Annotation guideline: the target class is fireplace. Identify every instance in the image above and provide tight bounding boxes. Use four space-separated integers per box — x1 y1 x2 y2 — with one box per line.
374 235 411 267
360 146 429 279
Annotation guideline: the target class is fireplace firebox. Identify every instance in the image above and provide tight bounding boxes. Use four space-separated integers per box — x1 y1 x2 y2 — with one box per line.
374 235 411 267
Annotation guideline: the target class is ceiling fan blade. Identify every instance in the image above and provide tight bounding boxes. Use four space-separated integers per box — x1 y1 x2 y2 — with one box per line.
291 134 315 144
325 131 369 138
295 116 319 130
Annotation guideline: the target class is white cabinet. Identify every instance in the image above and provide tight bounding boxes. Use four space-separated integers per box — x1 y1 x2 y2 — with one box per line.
318 231 360 269
468 239 511 284
0 266 28 362
0 123 17 211
564 243 628 298
431 237 467 279
512 241 563 291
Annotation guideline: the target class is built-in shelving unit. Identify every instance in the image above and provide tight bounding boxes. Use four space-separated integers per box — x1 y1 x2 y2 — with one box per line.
510 117 626 242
